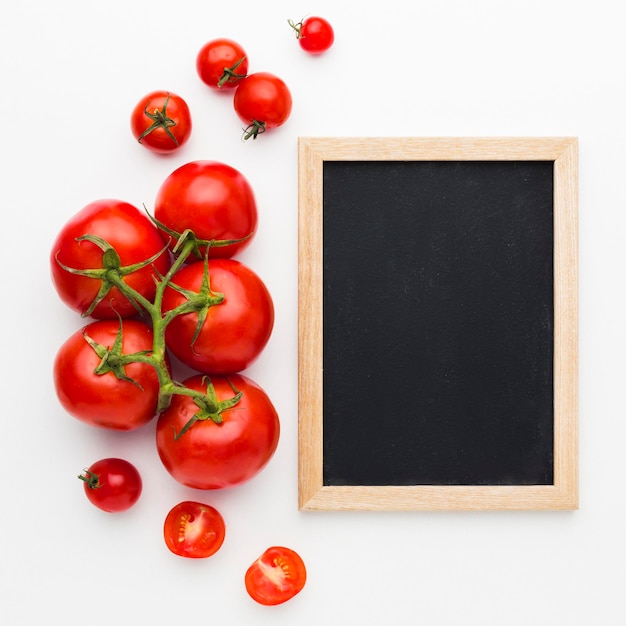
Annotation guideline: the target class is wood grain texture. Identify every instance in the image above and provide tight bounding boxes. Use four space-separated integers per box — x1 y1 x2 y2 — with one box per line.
298 137 578 511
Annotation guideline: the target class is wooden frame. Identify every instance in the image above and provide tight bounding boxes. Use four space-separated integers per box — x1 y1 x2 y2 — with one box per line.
298 137 578 511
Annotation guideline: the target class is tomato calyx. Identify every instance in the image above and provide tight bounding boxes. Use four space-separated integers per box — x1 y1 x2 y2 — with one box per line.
137 92 179 146
148 209 254 261
55 233 169 317
217 56 247 88
78 469 101 490
162 252 225 351
242 120 267 141
82 320 148 389
174 376 243 439
287 18 305 39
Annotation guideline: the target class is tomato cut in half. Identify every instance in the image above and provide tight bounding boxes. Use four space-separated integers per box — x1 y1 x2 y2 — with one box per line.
245 546 307 606
163 501 226 558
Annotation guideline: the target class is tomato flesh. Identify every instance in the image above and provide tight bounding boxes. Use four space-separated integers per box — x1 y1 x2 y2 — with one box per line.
163 501 226 558
245 546 307 606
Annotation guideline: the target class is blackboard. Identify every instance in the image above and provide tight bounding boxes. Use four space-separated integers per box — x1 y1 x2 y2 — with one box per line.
298 137 578 511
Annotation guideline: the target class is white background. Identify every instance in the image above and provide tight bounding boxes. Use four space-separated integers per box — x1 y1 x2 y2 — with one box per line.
1 1 624 624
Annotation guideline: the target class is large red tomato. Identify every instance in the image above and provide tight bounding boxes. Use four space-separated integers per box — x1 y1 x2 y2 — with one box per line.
50 199 171 319
161 258 274 374
156 374 280 490
54 319 164 430
153 160 257 259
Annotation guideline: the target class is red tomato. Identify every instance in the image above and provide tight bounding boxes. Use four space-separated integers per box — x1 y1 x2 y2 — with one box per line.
161 258 274 374
130 90 192 153
289 16 335 54
153 160 257 259
50 199 171 319
233 72 292 140
196 38 248 90
54 319 165 430
79 458 142 513
156 374 280 490
245 546 307 606
163 501 226 558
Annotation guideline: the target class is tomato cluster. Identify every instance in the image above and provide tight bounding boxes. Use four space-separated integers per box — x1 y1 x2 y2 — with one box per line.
51 162 279 485
50 15 334 607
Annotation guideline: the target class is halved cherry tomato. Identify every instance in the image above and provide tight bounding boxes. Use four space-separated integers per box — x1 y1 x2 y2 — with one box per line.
245 546 307 606
163 501 226 558
79 458 142 513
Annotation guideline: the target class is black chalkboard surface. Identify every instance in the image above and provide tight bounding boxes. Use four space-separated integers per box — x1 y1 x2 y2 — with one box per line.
298 138 578 511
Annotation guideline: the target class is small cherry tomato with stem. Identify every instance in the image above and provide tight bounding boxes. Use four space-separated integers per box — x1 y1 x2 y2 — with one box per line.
196 38 249 90
130 90 192 153
288 16 334 54
163 501 226 558
79 458 142 513
233 72 292 140
245 546 307 606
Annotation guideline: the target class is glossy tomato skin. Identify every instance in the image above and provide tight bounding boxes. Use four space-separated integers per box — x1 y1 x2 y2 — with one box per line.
54 319 164 430
233 72 292 134
156 374 280 490
130 90 192 153
245 546 307 606
162 258 274 374
196 38 248 90
50 199 171 319
80 458 142 513
153 160 257 259
163 501 226 558
295 17 335 54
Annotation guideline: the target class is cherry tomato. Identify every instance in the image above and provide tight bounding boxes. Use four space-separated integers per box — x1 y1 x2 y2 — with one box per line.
196 38 248 90
156 374 280 490
245 546 307 606
289 16 335 54
153 160 257 259
161 258 274 375
50 199 171 319
163 501 226 558
233 72 292 140
54 319 165 430
79 458 142 513
130 90 192 153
